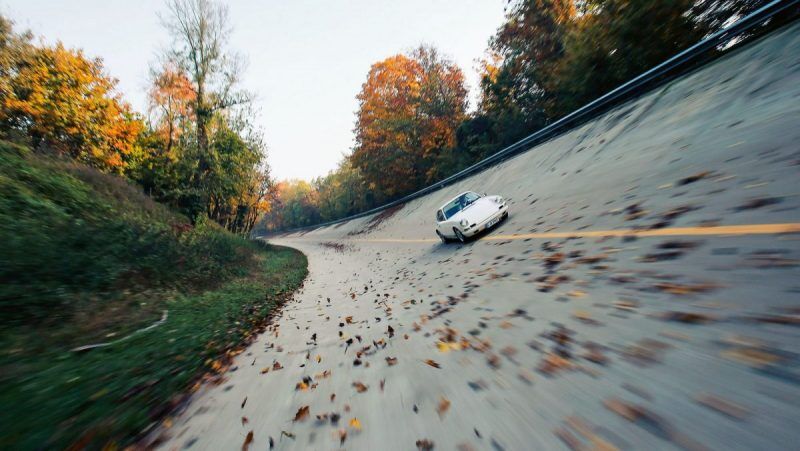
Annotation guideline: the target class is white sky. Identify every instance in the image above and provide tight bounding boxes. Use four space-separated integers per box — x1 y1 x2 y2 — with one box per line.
1 0 507 180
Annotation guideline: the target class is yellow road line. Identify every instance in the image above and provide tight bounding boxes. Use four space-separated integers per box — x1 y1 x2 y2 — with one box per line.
335 222 800 243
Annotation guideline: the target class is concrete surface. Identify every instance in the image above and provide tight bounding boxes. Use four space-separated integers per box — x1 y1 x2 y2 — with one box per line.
158 23 800 451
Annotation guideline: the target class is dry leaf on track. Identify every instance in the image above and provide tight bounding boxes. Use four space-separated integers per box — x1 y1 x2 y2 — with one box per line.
293 405 310 422
241 431 253 451
437 396 451 418
424 359 441 369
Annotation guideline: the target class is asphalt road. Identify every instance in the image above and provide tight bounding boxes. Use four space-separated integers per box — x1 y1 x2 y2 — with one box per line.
157 23 800 451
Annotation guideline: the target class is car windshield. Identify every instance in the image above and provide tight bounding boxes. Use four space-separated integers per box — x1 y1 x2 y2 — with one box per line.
442 192 481 219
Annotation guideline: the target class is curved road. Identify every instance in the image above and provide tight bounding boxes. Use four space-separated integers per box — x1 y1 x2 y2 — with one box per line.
158 24 800 450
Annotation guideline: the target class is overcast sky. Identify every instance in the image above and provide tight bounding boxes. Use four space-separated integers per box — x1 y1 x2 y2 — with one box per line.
1 0 507 180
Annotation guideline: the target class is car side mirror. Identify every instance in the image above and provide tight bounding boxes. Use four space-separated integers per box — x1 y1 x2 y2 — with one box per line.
482 192 487 197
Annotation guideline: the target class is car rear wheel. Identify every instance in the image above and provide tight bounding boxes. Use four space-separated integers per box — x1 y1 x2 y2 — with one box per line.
454 228 467 243
436 230 448 243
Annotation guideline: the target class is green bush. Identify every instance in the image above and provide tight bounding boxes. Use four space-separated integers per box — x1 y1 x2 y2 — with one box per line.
0 141 308 448
0 141 259 323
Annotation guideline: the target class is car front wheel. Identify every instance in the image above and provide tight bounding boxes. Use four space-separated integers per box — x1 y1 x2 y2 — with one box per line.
436 230 448 243
454 228 467 243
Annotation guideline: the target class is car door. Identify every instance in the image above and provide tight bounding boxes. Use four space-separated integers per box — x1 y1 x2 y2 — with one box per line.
439 199 461 238
435 209 448 236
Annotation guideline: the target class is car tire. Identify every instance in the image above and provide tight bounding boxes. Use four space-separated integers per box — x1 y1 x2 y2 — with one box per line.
454 228 467 243
436 230 448 244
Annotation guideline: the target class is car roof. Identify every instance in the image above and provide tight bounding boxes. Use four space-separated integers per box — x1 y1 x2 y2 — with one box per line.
438 191 477 210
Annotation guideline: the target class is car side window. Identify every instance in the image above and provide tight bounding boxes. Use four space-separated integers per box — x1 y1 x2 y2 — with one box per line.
436 210 444 222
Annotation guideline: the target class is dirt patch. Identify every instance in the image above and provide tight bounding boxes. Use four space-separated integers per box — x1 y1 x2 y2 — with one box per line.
347 203 405 236
320 241 354 253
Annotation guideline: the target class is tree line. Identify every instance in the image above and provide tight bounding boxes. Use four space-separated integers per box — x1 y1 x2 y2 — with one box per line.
259 0 772 233
1 0 269 234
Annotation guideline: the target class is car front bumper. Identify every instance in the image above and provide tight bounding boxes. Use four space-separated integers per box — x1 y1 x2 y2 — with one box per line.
463 204 508 237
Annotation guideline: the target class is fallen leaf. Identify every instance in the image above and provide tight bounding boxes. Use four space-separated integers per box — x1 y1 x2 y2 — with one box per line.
416 439 435 450
721 347 781 368
293 405 310 422
241 416 248 426
554 427 582 451
518 369 535 384
242 431 253 451
538 353 573 376
658 311 716 324
353 381 368 393
694 393 749 420
386 356 398 366
487 354 501 369
241 397 247 409
603 398 643 422
436 396 451 418
613 300 638 311
424 359 441 369
573 310 598 325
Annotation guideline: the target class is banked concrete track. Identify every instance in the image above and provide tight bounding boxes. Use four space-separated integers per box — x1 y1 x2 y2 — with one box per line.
159 24 800 451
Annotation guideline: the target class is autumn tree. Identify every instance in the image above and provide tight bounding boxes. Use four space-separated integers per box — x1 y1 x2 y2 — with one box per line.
147 62 196 157
263 0 792 232
551 0 705 115
259 180 321 231
0 17 142 172
475 0 574 145
313 159 370 222
154 0 269 231
160 0 250 166
351 45 467 201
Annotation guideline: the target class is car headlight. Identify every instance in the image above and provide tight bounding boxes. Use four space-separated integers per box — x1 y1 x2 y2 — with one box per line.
460 219 469 227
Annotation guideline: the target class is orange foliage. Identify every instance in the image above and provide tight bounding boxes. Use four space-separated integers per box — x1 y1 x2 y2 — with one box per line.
351 47 467 200
148 65 196 157
1 43 142 172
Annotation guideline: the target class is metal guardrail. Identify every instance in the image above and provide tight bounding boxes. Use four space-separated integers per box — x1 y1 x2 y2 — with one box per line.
262 0 799 237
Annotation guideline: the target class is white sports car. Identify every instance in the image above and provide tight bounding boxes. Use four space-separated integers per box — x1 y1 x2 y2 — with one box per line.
435 191 509 243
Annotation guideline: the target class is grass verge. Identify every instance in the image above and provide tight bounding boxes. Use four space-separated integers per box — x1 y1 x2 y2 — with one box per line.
0 142 308 448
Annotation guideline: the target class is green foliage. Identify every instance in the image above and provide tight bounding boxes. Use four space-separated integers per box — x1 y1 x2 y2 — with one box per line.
0 12 270 236
0 140 308 448
0 245 306 449
0 141 257 323
314 160 372 222
551 0 705 115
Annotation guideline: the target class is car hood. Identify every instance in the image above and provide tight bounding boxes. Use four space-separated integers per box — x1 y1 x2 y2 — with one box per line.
450 197 500 224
